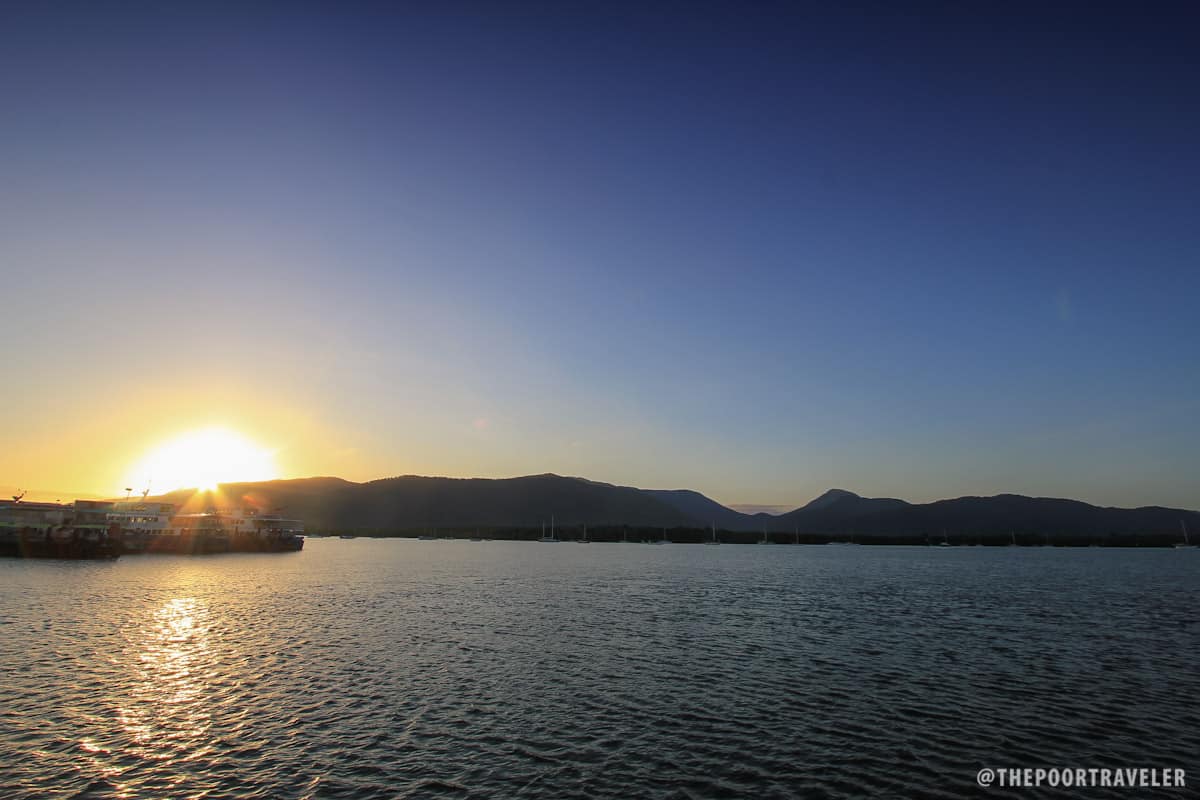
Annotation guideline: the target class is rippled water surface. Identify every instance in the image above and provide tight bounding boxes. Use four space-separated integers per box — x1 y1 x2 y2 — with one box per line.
2 541 1198 799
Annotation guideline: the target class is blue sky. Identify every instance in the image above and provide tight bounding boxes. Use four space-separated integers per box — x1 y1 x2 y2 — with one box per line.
1 3 1197 509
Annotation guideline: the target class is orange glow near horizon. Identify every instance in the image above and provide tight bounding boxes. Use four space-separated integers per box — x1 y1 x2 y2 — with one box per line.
124 427 279 493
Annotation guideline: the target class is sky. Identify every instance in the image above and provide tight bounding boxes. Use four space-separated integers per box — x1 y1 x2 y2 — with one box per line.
1 2 1197 510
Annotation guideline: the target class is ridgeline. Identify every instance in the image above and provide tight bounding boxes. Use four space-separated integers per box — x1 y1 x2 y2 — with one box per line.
148 474 1200 547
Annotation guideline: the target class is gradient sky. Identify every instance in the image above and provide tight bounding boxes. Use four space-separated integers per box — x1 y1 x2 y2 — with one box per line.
2 3 1197 509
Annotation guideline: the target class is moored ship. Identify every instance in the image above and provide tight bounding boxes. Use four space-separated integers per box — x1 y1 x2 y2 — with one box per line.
0 497 121 559
230 509 305 552
1 492 304 558
155 511 233 554
106 497 176 553
113 504 304 554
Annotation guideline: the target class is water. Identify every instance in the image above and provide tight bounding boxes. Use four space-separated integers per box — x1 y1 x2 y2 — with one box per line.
2 541 1197 799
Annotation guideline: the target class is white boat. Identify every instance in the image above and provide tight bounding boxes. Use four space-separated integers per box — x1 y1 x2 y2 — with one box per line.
577 523 590 543
538 516 559 543
107 491 174 552
703 522 720 545
651 527 669 544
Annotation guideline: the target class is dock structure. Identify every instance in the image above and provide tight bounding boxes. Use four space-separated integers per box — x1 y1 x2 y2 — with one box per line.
0 496 304 557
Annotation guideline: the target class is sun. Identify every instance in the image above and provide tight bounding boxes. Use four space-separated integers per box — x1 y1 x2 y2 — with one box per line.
126 427 278 492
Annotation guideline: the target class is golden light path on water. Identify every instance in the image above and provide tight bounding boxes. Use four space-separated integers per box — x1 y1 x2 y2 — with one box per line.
15 555 328 800
111 597 214 797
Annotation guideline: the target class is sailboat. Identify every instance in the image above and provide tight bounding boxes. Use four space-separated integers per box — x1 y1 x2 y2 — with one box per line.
703 522 720 545
651 526 669 544
539 516 559 543
758 525 770 545
1176 520 1197 549
938 529 951 547
577 523 590 543
1008 530 1017 547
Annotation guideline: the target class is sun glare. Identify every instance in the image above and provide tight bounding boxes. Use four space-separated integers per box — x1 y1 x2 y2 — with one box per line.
126 427 278 492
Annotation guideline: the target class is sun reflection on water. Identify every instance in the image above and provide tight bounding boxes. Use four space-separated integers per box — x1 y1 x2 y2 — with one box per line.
117 597 214 762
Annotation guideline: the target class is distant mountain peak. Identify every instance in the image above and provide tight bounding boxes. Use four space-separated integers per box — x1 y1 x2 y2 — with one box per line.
801 488 860 511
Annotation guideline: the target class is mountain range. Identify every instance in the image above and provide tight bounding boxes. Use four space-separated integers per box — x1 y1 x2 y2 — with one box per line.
154 473 1200 542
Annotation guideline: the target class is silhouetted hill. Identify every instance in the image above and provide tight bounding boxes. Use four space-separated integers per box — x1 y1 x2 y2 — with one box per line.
146 475 1200 542
838 494 1200 542
778 489 910 531
798 488 859 511
646 487 909 532
643 489 752 531
173 474 694 531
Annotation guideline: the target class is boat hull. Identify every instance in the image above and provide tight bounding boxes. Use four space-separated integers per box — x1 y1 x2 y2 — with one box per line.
0 528 120 560
120 531 302 555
